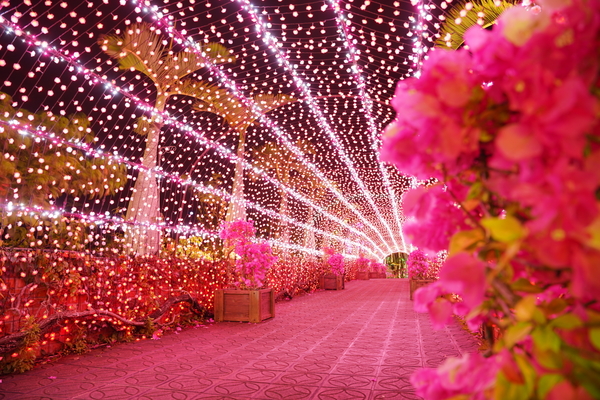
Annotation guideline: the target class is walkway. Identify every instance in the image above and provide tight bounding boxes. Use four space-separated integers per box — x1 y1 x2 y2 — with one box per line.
0 279 479 399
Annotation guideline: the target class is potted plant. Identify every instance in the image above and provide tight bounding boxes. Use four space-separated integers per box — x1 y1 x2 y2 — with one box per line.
369 261 387 279
214 220 277 323
407 249 437 300
319 247 345 290
355 255 371 280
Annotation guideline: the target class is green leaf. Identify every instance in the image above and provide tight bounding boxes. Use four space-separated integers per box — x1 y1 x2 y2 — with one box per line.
449 228 485 255
481 216 526 243
537 374 564 399
511 278 543 293
533 347 563 370
467 181 483 200
514 353 536 396
515 295 536 322
543 298 568 316
589 328 600 351
495 371 530 400
532 326 561 352
502 321 533 349
550 313 583 330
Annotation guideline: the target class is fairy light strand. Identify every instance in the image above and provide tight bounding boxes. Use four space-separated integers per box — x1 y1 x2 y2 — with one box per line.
0 18 386 257
236 0 398 254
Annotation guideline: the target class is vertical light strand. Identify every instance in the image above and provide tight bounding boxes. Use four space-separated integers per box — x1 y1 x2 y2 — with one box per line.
133 0 392 256
235 0 398 255
327 0 409 254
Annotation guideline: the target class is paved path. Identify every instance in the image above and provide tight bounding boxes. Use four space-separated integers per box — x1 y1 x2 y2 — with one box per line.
0 279 478 399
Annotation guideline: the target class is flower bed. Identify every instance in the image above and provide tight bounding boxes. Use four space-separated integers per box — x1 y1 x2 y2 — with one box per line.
0 249 322 373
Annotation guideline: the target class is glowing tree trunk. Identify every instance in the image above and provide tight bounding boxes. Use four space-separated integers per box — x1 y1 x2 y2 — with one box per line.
226 131 246 223
124 94 165 256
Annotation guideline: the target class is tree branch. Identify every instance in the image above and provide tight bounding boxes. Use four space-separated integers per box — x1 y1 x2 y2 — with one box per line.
0 293 209 353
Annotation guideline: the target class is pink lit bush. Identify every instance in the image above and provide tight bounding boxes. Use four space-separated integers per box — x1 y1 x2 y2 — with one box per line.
370 260 387 274
382 0 600 397
356 256 371 272
406 249 431 280
321 247 345 275
0 250 322 373
219 220 277 290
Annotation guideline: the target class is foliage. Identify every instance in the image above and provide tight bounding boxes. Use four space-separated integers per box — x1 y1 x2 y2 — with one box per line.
381 0 600 397
0 93 126 252
370 261 387 275
0 251 323 371
407 250 431 280
1 317 40 374
327 253 345 275
99 23 233 255
435 0 519 49
219 219 277 289
385 252 408 278
171 236 224 261
356 256 371 272
321 247 345 275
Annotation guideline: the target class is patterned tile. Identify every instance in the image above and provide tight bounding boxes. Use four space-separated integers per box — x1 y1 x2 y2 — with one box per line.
276 371 326 386
202 380 266 397
325 374 376 389
262 384 316 399
74 384 146 399
331 364 378 376
314 387 370 400
370 391 423 399
291 361 333 373
1 280 478 400
156 376 216 391
234 368 280 383
374 376 413 391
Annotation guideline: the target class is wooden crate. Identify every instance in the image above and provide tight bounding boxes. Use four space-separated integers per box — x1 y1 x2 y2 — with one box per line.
369 272 386 279
356 271 370 280
320 273 345 290
409 279 435 300
214 288 275 323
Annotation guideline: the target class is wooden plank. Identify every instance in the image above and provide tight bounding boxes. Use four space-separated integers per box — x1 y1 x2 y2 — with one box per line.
269 288 275 319
214 289 224 322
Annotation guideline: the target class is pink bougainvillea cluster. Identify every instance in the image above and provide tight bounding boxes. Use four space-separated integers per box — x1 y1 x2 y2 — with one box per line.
356 256 371 272
370 260 387 274
406 249 431 280
219 219 256 245
321 247 345 275
327 253 345 275
382 0 600 397
219 220 277 289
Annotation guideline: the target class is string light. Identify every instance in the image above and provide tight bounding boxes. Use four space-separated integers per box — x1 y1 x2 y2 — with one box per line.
0 18 383 256
0 0 435 260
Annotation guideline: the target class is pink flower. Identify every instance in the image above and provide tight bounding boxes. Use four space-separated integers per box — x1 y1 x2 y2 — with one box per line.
381 50 482 180
327 253 345 275
356 256 370 272
407 249 430 280
439 253 486 309
410 353 500 399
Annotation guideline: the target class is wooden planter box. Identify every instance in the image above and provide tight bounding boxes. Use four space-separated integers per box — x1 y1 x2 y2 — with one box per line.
409 279 435 300
214 288 275 323
356 271 370 280
320 273 345 290
369 272 386 279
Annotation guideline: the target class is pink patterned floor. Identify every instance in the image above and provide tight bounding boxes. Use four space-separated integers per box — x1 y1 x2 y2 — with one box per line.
0 279 479 399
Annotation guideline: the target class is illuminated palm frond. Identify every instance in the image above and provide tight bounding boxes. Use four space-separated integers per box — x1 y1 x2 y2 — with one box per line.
99 22 233 88
195 92 296 136
435 0 518 50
